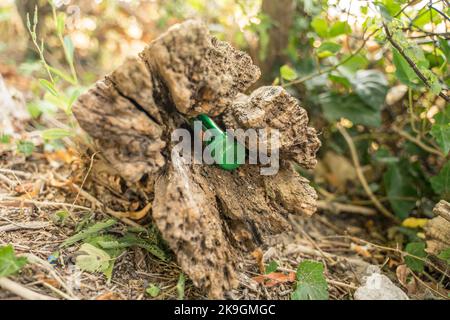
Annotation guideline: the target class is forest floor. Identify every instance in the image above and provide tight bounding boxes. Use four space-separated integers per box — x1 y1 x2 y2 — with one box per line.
0 64 445 301
0 139 406 300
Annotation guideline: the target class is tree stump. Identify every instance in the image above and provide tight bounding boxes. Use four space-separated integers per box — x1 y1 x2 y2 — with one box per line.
73 20 321 298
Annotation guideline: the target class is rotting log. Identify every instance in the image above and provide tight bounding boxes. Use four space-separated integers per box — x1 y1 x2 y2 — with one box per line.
73 20 321 298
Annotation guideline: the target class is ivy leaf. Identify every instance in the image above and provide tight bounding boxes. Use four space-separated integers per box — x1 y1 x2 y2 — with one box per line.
292 260 328 300
383 162 418 219
430 161 450 200
317 41 341 58
0 245 27 277
350 70 388 110
319 93 381 127
75 243 111 273
280 65 297 81
437 248 450 265
405 242 426 273
430 105 450 155
311 17 329 38
392 49 422 88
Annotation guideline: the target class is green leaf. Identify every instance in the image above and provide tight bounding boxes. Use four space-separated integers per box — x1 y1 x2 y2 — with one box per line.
41 128 74 140
430 105 450 154
392 49 422 88
350 70 388 110
405 242 426 273
176 273 185 300
146 284 161 297
319 93 381 127
118 233 168 261
27 101 41 119
16 140 34 156
75 243 111 273
311 17 329 38
0 133 11 144
48 66 77 85
413 7 442 28
265 260 279 274
437 248 450 265
317 41 341 58
61 219 117 248
430 161 450 200
328 21 351 37
56 12 65 35
39 78 58 97
280 65 297 81
52 210 69 225
63 36 74 65
291 260 328 300
383 162 419 219
0 245 27 277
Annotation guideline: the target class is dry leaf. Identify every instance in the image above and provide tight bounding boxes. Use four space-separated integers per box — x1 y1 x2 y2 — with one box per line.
350 243 372 258
251 248 265 274
252 272 296 287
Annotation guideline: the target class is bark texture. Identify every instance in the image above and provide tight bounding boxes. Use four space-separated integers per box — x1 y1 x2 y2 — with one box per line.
73 20 320 298
425 200 450 256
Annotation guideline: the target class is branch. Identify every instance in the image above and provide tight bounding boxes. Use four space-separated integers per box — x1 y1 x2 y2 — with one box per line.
284 28 380 87
336 124 399 223
383 23 450 102
0 277 58 300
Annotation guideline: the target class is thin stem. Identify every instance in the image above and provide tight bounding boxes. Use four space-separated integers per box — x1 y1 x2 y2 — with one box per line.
284 28 380 87
336 124 399 223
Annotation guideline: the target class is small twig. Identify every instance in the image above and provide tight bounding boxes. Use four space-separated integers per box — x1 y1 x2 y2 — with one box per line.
0 197 90 211
410 271 449 299
0 221 50 232
0 169 32 179
336 124 399 223
0 173 16 188
284 28 379 87
70 152 97 213
392 126 445 157
0 277 58 300
317 200 377 216
383 23 450 102
23 253 79 300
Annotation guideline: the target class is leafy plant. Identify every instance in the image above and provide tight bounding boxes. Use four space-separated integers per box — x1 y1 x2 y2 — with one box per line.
265 260 279 274
146 284 161 298
405 242 427 273
61 219 117 248
75 243 111 274
291 260 328 300
0 245 27 277
16 140 35 156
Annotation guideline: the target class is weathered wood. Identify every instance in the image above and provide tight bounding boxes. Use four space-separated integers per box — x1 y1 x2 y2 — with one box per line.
73 20 320 298
425 200 450 256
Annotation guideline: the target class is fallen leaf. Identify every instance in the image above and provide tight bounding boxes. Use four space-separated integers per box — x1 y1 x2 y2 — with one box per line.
350 243 372 258
252 272 296 287
402 217 428 229
96 292 121 300
251 248 265 274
